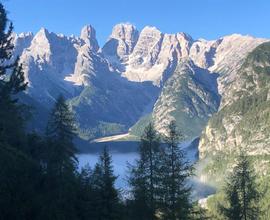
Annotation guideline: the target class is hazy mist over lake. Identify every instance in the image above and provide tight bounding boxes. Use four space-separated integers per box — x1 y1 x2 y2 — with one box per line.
77 153 139 188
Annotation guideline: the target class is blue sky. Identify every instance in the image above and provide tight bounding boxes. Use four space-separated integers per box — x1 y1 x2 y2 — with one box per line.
3 0 270 46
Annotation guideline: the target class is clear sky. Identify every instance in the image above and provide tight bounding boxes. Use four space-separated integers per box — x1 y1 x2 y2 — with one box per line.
3 0 270 46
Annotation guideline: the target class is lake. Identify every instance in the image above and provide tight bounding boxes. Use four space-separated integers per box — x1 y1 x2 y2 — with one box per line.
77 152 139 188
76 138 216 200
77 140 198 187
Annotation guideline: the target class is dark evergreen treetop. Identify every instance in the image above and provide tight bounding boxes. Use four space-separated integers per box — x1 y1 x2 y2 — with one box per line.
161 120 193 220
46 95 78 172
92 146 121 220
0 2 28 148
46 95 76 141
220 151 260 220
0 3 27 97
128 123 163 220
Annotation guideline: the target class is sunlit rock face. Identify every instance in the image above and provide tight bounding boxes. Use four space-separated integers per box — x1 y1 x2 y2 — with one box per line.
199 42 270 158
102 23 139 63
14 23 268 141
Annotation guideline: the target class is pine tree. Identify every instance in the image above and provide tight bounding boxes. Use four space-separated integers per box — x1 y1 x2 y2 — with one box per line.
46 95 78 173
129 123 163 220
42 95 79 220
92 146 122 220
0 3 41 220
220 184 242 220
77 164 98 220
220 151 260 220
161 120 193 220
0 2 27 148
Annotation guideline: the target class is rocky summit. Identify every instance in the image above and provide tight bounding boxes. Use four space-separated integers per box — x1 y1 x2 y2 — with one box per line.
14 23 268 145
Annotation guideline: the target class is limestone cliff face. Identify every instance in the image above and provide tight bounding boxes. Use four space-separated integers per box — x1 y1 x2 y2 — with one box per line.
152 59 220 139
199 42 270 158
13 23 268 141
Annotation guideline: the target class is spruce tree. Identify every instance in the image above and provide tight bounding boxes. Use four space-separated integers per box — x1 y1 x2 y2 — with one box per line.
161 120 193 220
0 2 27 148
220 151 260 220
92 146 121 220
46 95 77 173
77 164 98 220
42 95 79 219
0 3 40 219
220 184 242 220
129 123 163 220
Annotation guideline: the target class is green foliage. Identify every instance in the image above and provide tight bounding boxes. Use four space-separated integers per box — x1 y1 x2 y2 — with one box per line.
92 146 122 220
0 3 40 219
128 123 163 220
41 95 79 219
128 122 194 220
0 1 28 149
153 63 220 140
78 121 126 141
160 121 193 220
76 147 123 220
207 172 270 220
202 41 270 159
0 3 125 220
46 95 78 173
206 86 270 154
207 193 227 220
257 175 270 220
206 153 261 220
4 2 270 219
244 42 270 67
129 113 153 137
69 85 128 140
189 202 212 220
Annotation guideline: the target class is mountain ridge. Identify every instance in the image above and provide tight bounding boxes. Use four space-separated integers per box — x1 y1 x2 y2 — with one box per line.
12 23 268 142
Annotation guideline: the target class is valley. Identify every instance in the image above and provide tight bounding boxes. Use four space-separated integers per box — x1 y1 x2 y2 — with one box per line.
5 11 270 220
14 24 267 145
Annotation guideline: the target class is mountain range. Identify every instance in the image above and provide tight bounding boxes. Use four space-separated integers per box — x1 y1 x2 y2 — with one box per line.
13 23 269 154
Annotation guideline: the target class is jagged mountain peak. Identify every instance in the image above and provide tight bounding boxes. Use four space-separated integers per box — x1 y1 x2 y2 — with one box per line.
102 23 139 64
110 23 138 39
141 25 161 34
176 32 193 41
80 25 99 51
221 33 253 40
17 32 34 38
11 23 270 142
26 28 54 63
35 27 50 39
12 32 34 59
137 26 163 44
